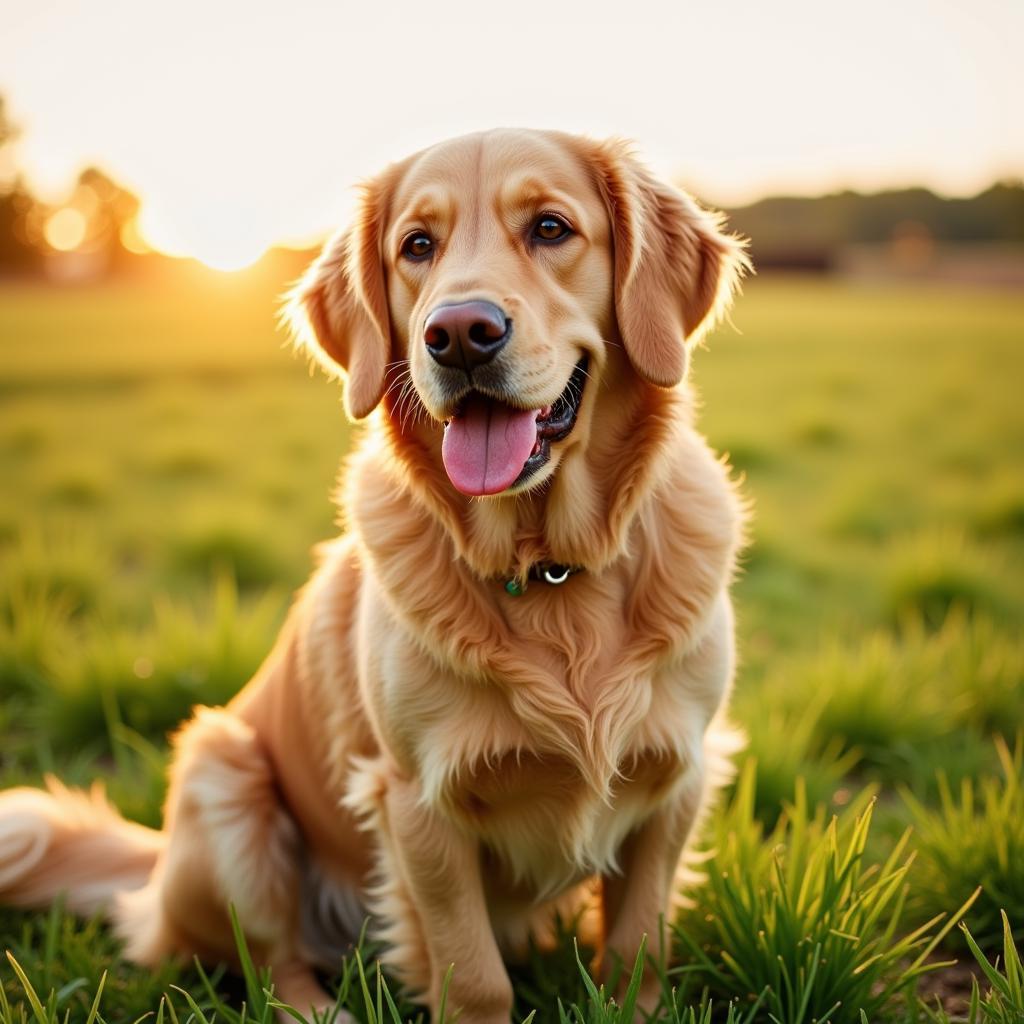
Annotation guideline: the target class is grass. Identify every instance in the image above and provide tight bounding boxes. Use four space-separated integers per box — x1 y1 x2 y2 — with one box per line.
0 902 188 1024
0 925 766 1024
904 736 1024 950
883 530 1003 630
741 611 1024 799
672 762 978 1024
729 699 861 826
5 909 1021 1024
916 914 1024 1024
1 270 1022 1020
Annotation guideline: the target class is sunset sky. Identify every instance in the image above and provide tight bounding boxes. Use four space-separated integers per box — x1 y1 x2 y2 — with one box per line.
2 0 1021 271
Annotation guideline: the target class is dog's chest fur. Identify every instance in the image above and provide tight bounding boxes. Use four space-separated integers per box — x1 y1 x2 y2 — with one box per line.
450 744 687 899
370 580 732 900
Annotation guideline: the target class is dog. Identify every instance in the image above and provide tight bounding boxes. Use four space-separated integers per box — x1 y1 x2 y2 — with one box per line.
0 129 748 1022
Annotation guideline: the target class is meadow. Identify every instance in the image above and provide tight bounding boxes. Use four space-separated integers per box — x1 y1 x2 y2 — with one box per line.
1 269 1022 1023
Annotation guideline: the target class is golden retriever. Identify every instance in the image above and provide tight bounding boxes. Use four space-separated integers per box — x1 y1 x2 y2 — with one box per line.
0 129 748 1022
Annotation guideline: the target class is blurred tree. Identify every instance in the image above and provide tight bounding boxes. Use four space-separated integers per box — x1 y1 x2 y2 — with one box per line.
0 94 149 279
64 165 143 273
0 95 44 276
724 181 1024 269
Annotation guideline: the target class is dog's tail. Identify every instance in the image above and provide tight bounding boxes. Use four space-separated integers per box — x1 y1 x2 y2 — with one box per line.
0 776 162 918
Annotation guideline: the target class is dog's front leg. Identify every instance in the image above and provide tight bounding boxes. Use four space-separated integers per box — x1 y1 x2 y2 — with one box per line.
381 773 512 1024
600 769 706 1013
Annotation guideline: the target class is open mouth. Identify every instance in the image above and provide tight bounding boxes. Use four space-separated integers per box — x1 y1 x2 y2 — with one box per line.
441 356 589 497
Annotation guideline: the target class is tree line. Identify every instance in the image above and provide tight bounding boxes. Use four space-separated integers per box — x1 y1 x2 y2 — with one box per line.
722 181 1024 269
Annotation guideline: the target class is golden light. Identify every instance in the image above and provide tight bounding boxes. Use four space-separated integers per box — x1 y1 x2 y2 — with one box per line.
44 207 88 251
119 216 150 255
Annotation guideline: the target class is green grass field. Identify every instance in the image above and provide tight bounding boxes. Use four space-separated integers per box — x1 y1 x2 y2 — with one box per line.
1 271 1023 1023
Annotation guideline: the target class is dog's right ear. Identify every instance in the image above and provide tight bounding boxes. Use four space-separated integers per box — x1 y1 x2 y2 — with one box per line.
589 139 749 388
284 180 391 420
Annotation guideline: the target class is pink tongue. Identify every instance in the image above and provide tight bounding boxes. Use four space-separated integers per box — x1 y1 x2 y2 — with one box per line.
442 396 540 496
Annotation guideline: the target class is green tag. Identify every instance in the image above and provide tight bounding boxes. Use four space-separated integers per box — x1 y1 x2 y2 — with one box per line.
505 578 524 596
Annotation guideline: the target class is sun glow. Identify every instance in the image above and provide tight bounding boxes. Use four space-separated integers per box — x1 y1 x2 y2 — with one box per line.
137 203 267 273
190 241 264 273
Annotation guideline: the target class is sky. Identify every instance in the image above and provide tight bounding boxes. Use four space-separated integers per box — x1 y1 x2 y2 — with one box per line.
1 0 1021 270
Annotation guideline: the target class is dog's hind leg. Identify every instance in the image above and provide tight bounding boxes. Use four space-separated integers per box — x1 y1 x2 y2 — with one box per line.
115 706 334 1014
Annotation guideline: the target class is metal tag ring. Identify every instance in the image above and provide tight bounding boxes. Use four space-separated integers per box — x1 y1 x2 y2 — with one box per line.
542 565 571 585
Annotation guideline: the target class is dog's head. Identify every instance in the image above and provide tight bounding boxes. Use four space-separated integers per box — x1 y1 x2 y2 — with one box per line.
288 129 747 499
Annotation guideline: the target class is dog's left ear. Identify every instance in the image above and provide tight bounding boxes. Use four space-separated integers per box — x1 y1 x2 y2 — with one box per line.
592 140 750 387
284 179 391 420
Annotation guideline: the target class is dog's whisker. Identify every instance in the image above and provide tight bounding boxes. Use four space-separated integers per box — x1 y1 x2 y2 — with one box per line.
393 381 412 427
396 378 426 435
381 377 409 406
399 396 417 435
382 367 414 406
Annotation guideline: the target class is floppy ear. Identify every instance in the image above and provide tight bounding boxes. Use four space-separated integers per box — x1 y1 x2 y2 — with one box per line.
284 180 391 420
593 141 750 387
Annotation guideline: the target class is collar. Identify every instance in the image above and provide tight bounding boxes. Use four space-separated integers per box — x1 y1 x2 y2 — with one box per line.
503 562 583 596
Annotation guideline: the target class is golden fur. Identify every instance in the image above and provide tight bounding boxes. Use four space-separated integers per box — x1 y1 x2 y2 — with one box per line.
0 129 748 1022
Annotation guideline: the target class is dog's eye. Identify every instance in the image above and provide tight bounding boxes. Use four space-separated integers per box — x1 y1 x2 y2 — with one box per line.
401 232 434 261
532 215 572 244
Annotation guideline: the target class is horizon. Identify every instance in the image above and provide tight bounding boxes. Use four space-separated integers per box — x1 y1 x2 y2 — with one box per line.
2 0 1021 272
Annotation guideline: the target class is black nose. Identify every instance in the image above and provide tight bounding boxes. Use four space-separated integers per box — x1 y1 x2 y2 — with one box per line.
424 300 511 371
